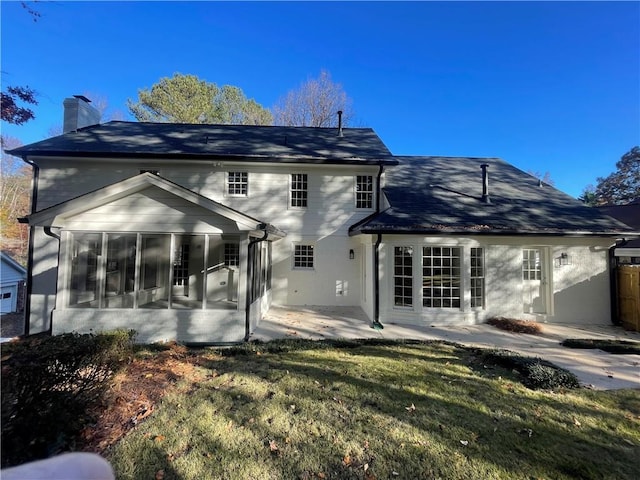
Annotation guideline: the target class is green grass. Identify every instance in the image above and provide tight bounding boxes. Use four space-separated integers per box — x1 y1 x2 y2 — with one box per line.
107 340 640 480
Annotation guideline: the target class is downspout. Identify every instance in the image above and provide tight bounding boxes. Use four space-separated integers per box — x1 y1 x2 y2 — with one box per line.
20 155 39 337
245 226 269 341
610 238 626 326
372 162 384 330
43 227 61 335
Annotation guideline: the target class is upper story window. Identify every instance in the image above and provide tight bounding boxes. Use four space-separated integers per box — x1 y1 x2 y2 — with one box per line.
290 173 308 208
228 172 248 196
293 244 314 269
356 175 373 209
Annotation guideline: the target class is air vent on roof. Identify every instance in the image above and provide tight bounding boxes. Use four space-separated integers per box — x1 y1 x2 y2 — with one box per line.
480 163 491 204
337 110 344 137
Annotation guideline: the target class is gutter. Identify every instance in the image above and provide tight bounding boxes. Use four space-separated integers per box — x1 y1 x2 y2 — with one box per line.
244 225 269 341
609 238 627 326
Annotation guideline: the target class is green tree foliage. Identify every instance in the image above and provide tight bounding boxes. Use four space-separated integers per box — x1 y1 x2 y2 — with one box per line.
0 136 31 265
127 73 272 125
588 147 640 206
273 70 354 127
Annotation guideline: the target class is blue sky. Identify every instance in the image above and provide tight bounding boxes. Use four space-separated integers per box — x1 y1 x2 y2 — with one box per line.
2 1 638 198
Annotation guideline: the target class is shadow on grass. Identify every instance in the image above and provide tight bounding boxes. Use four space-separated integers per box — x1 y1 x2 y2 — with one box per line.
107 339 640 480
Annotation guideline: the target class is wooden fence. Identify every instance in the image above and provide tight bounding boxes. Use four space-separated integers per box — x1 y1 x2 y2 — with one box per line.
617 265 640 332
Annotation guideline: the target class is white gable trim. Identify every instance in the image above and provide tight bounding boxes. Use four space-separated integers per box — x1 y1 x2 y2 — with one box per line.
27 172 266 231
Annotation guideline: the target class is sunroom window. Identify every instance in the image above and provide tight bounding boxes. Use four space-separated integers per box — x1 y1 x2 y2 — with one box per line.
66 232 258 310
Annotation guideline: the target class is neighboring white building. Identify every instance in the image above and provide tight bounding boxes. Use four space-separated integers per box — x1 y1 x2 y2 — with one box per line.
1 251 26 314
6 96 637 343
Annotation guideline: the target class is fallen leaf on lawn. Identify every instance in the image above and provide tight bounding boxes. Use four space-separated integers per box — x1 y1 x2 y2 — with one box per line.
392 471 399 476
460 440 469 446
154 435 165 443
573 417 581 427
342 455 352 466
405 403 416 412
155 470 165 480
363 463 369 471
145 373 153 378
363 440 370 450
269 439 279 453
317 473 326 479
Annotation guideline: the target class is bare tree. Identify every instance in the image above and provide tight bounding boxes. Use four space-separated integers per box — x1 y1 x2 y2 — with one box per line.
273 70 354 127
1 135 31 264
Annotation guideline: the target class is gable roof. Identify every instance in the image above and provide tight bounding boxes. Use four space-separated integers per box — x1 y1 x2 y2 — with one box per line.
7 121 396 165
0 251 27 277
25 172 285 237
350 156 636 237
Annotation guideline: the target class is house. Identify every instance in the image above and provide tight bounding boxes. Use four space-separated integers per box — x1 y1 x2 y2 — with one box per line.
6 96 637 343
597 200 640 264
1 251 26 314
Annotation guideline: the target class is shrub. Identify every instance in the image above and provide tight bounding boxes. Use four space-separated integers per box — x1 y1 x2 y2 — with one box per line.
1 330 135 467
561 338 640 355
473 348 580 390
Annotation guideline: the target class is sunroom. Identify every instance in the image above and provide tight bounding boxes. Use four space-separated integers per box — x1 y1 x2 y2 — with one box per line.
25 173 284 343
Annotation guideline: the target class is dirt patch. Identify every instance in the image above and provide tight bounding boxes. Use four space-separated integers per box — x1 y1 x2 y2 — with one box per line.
1 313 24 338
80 343 209 454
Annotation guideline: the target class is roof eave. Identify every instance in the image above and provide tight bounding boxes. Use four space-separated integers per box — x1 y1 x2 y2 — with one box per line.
350 227 640 237
14 150 399 166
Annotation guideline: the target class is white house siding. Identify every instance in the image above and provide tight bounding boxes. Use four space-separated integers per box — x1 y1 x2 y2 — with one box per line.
378 235 615 327
63 187 238 233
51 309 246 344
28 228 60 334
34 160 376 311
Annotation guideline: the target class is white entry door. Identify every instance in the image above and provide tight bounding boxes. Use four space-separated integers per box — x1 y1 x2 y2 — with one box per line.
522 248 548 314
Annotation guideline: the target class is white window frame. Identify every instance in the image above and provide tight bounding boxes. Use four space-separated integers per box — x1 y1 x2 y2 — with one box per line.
393 246 414 308
355 175 374 209
227 171 248 197
292 243 314 269
470 247 485 309
290 173 308 209
422 246 462 309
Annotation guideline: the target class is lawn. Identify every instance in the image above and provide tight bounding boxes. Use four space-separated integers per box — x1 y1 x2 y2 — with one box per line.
105 340 640 480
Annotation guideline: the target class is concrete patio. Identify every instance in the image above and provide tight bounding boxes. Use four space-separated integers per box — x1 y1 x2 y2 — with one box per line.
252 305 640 391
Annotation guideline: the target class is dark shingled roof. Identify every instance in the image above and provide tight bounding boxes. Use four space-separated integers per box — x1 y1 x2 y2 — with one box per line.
350 156 636 236
7 121 395 165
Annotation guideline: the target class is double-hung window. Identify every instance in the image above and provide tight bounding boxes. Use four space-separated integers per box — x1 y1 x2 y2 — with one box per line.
470 247 485 308
393 246 413 307
290 173 308 208
228 172 248 196
356 175 373 209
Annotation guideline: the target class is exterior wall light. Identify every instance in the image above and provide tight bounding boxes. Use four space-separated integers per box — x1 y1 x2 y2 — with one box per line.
555 252 570 267
349 249 355 260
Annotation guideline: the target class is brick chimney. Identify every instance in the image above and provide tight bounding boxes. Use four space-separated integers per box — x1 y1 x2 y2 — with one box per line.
63 95 101 133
